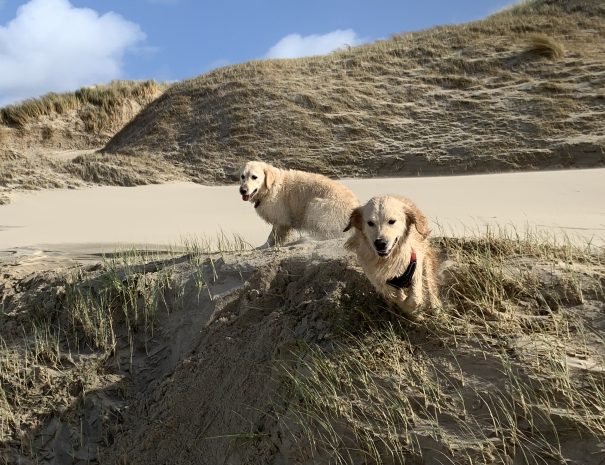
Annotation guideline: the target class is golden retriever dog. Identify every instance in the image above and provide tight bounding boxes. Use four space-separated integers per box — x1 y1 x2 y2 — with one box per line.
239 161 359 247
345 195 440 316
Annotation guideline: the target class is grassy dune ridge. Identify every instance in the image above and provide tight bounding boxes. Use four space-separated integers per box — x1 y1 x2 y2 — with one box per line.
0 80 172 203
103 0 605 182
0 80 164 130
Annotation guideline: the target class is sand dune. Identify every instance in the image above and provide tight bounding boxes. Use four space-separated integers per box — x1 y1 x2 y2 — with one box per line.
0 168 603 256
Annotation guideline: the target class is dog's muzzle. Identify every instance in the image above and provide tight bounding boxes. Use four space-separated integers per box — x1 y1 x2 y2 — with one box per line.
374 237 398 257
240 188 258 202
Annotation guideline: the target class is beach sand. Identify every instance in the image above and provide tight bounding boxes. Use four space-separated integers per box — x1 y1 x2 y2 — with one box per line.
1 168 603 258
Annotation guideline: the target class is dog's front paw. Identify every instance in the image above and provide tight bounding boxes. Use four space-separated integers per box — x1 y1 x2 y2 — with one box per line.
397 295 424 319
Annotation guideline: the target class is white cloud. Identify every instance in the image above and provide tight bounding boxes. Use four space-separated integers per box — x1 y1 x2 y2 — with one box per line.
0 0 145 106
265 29 365 59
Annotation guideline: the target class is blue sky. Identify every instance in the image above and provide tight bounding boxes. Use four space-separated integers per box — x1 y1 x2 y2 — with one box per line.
0 0 517 105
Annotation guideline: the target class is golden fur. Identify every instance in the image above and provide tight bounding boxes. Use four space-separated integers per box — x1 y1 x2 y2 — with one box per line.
239 161 359 247
345 195 440 316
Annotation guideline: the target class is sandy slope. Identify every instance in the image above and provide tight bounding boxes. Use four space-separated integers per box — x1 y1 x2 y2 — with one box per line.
102 1 605 184
2 236 603 465
0 168 603 256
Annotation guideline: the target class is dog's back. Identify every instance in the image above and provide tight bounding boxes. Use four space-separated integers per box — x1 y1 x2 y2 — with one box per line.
279 169 358 238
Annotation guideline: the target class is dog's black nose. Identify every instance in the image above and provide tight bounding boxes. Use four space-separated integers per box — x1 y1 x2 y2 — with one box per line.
239 187 247 195
374 239 387 251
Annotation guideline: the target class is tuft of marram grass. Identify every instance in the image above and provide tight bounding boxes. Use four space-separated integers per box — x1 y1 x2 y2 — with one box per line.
523 33 565 60
61 233 251 357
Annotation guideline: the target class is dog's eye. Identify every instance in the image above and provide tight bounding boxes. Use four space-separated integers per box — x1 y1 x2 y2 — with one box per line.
388 219 396 225
241 174 245 179
367 221 375 227
251 175 258 180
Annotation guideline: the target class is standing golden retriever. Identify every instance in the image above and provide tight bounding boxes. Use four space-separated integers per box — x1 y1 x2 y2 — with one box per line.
239 161 359 247
345 195 440 316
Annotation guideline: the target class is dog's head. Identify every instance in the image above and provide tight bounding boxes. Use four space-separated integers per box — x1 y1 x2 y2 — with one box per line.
344 195 429 257
239 161 277 202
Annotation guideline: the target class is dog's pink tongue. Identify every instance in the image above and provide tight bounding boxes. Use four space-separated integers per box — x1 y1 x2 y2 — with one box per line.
242 194 250 201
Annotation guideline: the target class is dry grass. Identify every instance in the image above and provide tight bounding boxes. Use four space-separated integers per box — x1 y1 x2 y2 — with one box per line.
278 232 605 464
0 150 183 204
64 152 181 186
0 92 78 127
0 80 163 129
2 0 604 196
1 231 604 464
280 325 605 464
0 80 172 201
523 34 565 59
0 235 250 457
101 0 605 184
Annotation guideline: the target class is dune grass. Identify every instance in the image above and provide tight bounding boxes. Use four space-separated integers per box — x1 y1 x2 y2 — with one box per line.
101 0 605 184
62 234 251 354
523 34 565 59
1 230 604 463
277 230 605 464
280 321 605 464
0 80 175 202
0 80 164 129
2 0 604 197
0 234 251 450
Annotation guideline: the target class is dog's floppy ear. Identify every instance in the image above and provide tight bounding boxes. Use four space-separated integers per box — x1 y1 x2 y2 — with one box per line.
264 165 276 190
344 207 363 232
405 204 430 238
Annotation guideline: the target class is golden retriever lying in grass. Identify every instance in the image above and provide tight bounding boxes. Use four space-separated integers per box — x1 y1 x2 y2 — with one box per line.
239 161 359 247
345 195 440 316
